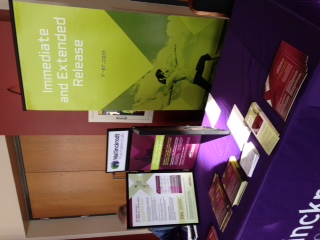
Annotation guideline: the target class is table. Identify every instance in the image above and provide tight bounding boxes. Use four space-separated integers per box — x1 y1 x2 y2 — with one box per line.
193 0 320 239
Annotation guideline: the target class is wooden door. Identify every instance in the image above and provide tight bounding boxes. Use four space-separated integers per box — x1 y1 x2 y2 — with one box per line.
20 136 126 219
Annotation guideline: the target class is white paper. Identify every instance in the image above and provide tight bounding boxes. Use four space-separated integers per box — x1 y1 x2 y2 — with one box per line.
205 94 221 127
240 142 260 177
127 172 199 227
227 105 251 150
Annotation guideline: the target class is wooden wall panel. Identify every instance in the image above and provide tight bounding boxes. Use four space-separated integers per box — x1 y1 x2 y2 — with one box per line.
20 135 106 172
20 135 127 219
26 171 126 219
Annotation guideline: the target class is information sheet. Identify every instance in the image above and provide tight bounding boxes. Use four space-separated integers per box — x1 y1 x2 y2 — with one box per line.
127 172 199 228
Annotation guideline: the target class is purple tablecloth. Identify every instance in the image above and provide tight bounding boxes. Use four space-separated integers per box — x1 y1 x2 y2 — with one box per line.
193 0 320 239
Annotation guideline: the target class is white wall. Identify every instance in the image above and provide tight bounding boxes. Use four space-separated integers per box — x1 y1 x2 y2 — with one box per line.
0 136 148 240
0 0 9 9
0 136 26 239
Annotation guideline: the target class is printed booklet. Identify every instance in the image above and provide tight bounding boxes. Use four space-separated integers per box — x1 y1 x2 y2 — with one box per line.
208 174 233 232
264 41 308 121
221 156 248 206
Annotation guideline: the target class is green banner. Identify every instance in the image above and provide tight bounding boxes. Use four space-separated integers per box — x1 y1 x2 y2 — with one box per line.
12 1 225 110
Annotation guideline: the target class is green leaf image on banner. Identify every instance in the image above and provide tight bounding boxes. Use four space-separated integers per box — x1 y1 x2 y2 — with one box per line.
12 1 226 110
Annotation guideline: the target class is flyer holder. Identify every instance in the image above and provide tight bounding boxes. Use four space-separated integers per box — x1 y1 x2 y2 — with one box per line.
106 126 230 173
126 171 200 229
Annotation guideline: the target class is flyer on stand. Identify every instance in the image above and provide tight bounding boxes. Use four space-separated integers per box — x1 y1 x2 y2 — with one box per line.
129 132 201 171
106 129 200 172
106 126 230 173
264 40 308 121
127 171 199 228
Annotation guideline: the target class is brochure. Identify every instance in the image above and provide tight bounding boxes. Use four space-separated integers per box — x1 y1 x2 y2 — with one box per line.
264 41 308 121
221 156 248 206
244 102 280 155
208 174 232 232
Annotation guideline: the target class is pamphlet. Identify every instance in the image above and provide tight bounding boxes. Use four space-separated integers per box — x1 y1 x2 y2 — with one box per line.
245 102 280 155
208 174 233 231
264 41 308 121
240 142 260 177
221 156 248 206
